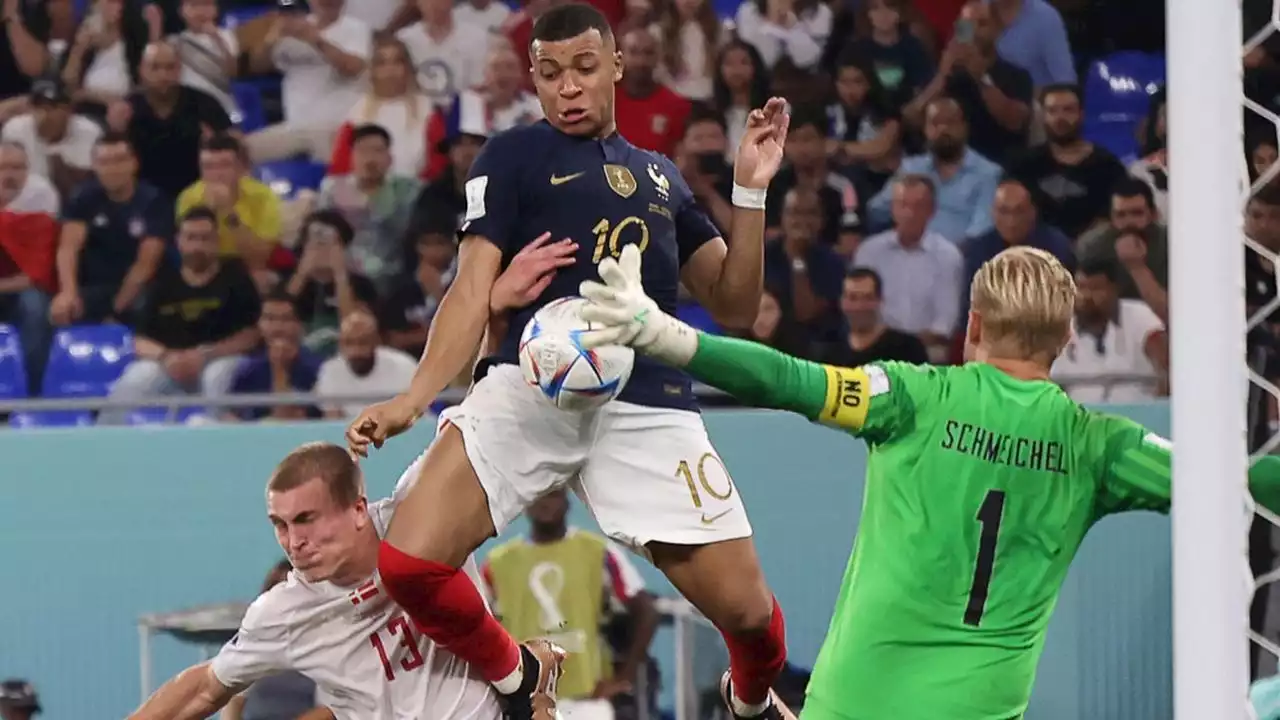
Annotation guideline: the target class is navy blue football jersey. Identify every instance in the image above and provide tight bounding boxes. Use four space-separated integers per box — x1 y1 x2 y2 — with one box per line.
461 120 721 411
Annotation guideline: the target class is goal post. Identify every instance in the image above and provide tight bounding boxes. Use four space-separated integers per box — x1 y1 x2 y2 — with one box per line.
1167 0 1251 715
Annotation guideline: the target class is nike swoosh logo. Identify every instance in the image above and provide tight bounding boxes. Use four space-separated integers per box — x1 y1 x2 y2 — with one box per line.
550 172 584 186
701 509 733 525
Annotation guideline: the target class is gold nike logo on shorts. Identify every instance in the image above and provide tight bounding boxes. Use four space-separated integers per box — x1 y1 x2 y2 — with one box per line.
550 172 584 186
701 509 733 525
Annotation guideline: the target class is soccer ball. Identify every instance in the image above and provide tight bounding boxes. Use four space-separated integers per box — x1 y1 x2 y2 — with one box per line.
518 297 635 411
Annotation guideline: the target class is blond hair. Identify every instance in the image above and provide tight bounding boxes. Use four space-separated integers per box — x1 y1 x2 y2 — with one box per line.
970 246 1076 360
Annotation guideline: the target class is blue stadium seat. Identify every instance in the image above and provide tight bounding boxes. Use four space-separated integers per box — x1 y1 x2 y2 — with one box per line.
9 410 94 428
230 82 268 133
125 406 211 426
0 324 28 399
42 325 134 399
1082 51 1166 162
254 159 329 199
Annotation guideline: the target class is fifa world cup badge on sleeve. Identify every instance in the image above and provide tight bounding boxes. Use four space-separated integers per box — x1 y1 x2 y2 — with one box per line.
464 176 488 221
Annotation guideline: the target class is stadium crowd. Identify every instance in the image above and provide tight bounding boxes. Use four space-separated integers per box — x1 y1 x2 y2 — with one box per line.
0 0 1253 426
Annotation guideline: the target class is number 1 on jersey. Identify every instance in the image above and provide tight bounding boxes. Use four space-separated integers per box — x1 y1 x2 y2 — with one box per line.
964 489 1006 627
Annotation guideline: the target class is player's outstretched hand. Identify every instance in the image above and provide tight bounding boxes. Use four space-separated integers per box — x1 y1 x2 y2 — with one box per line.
345 394 421 458
491 232 578 313
733 96 790 190
579 245 699 366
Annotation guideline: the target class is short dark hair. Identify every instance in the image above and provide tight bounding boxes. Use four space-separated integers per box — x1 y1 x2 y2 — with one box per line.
261 287 301 317
201 132 244 156
179 205 218 227
1078 256 1120 283
95 131 133 153
267 442 363 509
788 103 827 135
684 102 726 134
896 173 937 202
351 123 392 147
304 209 356 247
1111 177 1155 208
846 266 883 297
1039 83 1083 107
531 3 613 47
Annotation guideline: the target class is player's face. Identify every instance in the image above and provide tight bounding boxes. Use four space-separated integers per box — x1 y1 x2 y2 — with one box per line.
526 489 569 528
531 29 623 137
268 479 369 583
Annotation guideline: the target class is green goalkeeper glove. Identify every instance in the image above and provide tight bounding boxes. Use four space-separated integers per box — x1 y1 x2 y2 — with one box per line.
578 244 699 367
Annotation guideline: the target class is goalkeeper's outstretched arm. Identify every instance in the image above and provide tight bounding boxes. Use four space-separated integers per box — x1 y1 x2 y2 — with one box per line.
1103 430 1280 516
683 333 834 421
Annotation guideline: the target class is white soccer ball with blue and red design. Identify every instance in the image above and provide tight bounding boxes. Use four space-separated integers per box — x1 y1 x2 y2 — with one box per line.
518 296 635 411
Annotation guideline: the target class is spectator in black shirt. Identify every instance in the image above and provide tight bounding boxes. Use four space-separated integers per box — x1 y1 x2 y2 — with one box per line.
821 266 928 366
107 41 231 196
905 0 1032 165
0 0 50 122
380 212 456 358
1247 186 1280 329
764 106 865 257
412 126 488 234
1009 84 1127 240
827 47 903 195
764 187 845 340
50 133 171 326
101 206 262 424
284 209 379 356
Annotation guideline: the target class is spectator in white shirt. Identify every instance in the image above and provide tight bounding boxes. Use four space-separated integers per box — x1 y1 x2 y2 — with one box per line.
1051 258 1168 403
397 0 490 109
246 0 372 164
733 0 830 70
853 174 963 361
170 0 239 115
454 44 543 136
455 0 512 36
651 0 722 101
61 0 156 116
315 310 417 418
1 79 100 198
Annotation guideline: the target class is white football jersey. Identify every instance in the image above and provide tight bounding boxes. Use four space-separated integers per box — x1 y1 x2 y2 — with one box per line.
210 498 501 720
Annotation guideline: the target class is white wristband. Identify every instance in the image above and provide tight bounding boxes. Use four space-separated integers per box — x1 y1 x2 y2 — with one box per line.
731 183 767 210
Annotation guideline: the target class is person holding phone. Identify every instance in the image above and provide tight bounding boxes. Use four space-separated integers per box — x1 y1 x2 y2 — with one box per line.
904 0 1032 165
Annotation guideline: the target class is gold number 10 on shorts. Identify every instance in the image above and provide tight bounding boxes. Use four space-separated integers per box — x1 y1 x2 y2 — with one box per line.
675 452 735 508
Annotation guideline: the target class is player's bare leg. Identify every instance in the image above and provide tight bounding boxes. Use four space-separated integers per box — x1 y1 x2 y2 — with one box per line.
649 538 786 719
378 425 564 718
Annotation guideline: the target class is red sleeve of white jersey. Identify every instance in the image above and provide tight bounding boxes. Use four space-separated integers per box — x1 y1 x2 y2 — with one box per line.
477 559 498 613
209 588 292 691
603 542 645 603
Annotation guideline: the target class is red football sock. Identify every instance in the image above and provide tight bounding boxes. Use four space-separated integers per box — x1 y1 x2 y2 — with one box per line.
721 596 787 708
378 541 522 685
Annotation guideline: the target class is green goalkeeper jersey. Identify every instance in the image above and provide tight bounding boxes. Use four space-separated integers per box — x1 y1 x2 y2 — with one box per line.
681 334 1280 720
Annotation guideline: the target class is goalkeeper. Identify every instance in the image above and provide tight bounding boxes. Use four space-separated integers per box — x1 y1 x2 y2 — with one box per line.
578 244 1280 720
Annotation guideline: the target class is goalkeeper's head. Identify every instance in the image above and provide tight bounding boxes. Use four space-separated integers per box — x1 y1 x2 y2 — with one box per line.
966 246 1076 369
